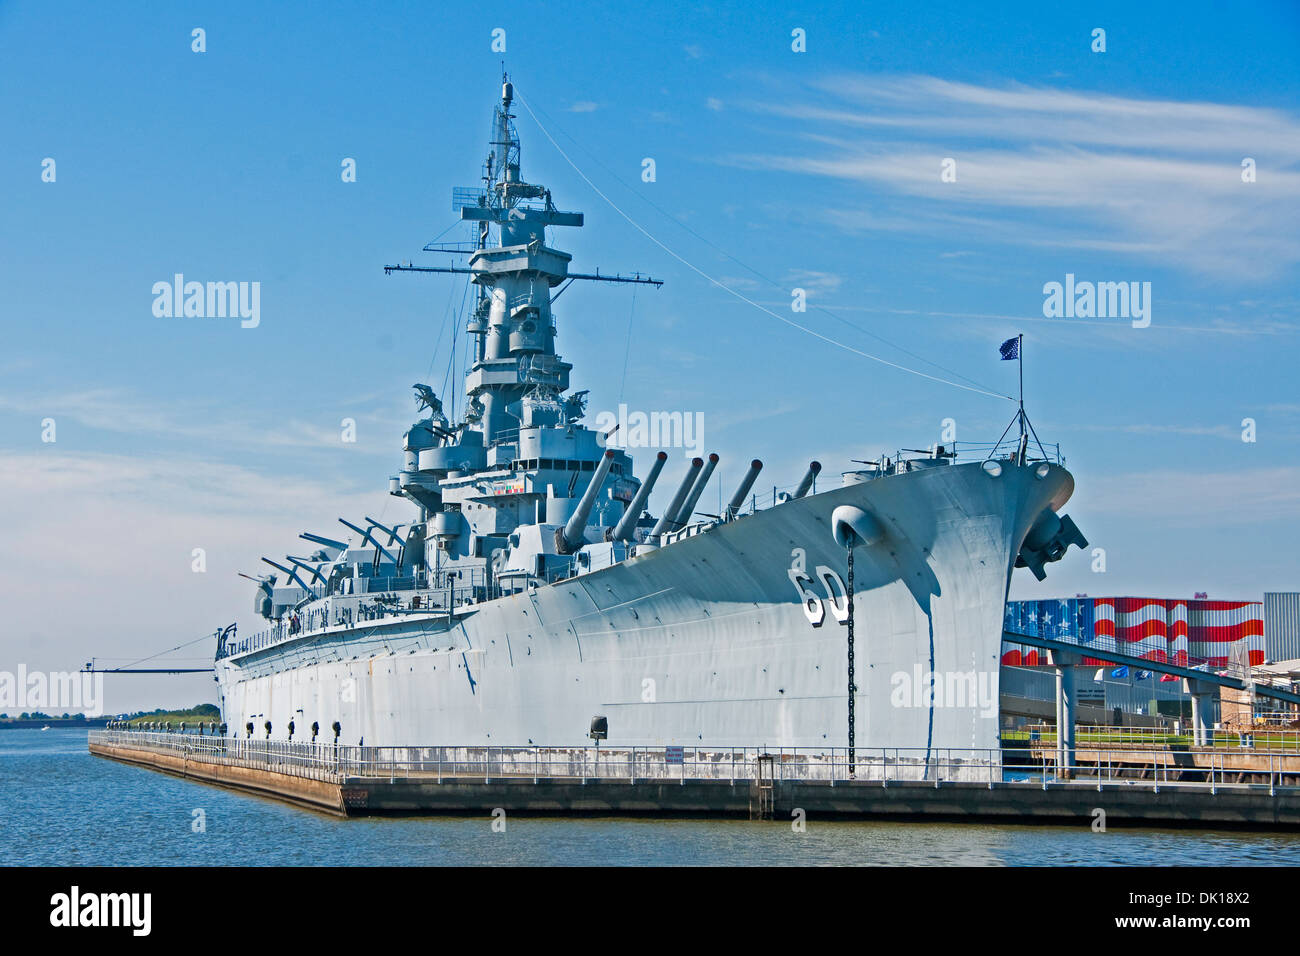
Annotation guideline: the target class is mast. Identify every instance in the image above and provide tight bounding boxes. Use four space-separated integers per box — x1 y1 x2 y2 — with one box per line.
385 75 661 449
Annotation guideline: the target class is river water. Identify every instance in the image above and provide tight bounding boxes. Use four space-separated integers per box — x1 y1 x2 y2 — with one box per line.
6 729 1299 866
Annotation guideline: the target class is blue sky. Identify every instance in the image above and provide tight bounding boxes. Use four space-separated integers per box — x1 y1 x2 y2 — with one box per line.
2 0 1298 711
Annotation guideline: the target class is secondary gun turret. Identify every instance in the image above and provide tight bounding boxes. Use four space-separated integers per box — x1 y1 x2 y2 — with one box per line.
238 572 278 619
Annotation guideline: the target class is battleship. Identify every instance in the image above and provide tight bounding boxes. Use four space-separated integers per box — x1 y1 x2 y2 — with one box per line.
212 76 1087 753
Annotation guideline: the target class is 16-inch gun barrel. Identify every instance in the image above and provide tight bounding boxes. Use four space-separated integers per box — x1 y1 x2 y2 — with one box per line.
726 459 763 519
793 460 822 499
613 450 667 541
672 452 719 528
562 450 617 552
651 457 704 539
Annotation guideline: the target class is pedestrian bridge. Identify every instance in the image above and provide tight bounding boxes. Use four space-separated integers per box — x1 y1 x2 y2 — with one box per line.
1004 629 1300 707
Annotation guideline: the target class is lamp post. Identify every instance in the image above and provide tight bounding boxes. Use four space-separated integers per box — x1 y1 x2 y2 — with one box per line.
589 716 608 779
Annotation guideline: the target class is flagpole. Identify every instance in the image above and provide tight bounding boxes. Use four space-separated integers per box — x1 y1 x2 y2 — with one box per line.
1018 333 1025 438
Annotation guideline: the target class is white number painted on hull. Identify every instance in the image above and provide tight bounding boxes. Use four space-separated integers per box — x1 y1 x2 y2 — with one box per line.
789 567 825 626
789 549 849 627
817 566 849 623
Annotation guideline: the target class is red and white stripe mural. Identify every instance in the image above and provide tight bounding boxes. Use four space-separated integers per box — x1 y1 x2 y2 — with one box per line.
1002 597 1263 670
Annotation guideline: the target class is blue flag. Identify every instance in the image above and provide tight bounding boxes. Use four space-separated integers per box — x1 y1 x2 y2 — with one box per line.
1110 665 1129 678
999 336 1019 360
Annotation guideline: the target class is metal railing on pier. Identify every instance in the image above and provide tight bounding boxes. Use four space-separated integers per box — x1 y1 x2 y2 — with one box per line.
92 730 343 783
89 730 1300 794
1004 723 1300 752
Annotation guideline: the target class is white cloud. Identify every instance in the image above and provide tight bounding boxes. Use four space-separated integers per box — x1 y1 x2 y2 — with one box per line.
783 269 843 294
728 75 1300 278
0 387 402 455
0 451 400 712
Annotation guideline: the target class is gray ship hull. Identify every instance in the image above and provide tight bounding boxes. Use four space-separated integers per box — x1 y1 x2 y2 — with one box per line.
217 459 1073 752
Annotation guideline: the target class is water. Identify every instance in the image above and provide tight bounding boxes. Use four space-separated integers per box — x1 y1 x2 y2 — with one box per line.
6 729 1300 866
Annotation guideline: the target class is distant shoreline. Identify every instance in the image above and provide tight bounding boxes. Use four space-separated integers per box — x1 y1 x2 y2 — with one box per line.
0 704 218 731
0 718 111 730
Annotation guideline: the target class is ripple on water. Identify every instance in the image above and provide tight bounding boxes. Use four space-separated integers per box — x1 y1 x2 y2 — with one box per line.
7 729 1300 866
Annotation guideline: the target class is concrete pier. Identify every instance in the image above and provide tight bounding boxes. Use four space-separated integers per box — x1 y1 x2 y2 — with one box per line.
339 775 1300 828
90 737 347 816
89 731 1300 829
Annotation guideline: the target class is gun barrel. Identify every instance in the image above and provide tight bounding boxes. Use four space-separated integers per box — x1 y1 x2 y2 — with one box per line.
338 517 399 565
793 460 822 499
672 452 719 528
613 451 667 541
286 555 329 584
562 450 617 551
300 532 348 551
650 457 704 539
364 516 402 544
726 459 764 519
261 557 310 593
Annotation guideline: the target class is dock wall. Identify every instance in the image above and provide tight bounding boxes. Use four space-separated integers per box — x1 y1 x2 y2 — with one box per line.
89 740 345 816
89 734 1300 829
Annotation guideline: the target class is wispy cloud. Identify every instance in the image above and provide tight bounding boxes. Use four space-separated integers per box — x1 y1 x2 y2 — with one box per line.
0 387 402 455
1066 422 1241 440
784 269 843 295
0 450 395 704
567 101 599 113
748 299 1300 337
727 75 1300 278
1084 466 1300 524
0 451 381 522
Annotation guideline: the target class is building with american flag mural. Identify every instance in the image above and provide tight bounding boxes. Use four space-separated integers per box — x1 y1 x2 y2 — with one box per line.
1003 597 1264 670
1000 597 1277 725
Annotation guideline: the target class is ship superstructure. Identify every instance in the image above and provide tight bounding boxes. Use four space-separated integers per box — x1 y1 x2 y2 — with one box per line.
214 77 1087 753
